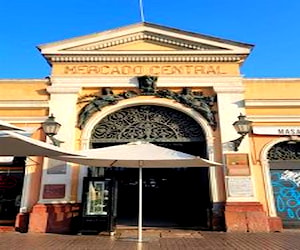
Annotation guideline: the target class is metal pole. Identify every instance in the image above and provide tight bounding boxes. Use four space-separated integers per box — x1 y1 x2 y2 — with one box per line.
139 0 145 22
138 165 143 242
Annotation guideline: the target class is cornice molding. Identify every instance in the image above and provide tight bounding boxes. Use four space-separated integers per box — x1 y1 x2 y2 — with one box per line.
72 32 222 51
50 76 243 88
48 54 245 63
0 100 48 109
244 78 300 81
246 99 300 107
248 115 300 122
0 79 48 83
0 116 48 123
213 85 244 94
46 86 82 94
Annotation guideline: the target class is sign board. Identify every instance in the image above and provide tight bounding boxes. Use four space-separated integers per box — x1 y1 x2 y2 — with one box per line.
227 177 254 197
253 126 300 136
43 184 66 199
52 63 239 76
225 153 250 176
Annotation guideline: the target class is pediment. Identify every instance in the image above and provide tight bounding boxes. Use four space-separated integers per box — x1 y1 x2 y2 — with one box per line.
38 22 253 63
56 31 230 52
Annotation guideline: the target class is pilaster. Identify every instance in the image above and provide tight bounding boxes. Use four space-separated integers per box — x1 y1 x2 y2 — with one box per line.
39 84 81 203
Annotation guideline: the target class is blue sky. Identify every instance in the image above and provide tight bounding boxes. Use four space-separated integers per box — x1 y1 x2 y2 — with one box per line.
1 0 299 78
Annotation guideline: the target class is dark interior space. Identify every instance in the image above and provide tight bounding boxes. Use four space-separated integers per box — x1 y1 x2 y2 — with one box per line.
93 141 212 229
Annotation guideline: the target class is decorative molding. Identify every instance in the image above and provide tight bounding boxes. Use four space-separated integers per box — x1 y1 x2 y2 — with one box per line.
50 76 244 88
213 85 244 93
71 32 224 51
0 100 48 109
0 79 48 82
49 54 244 63
244 78 300 81
246 99 300 107
0 116 48 123
47 86 82 94
77 85 217 130
248 115 300 122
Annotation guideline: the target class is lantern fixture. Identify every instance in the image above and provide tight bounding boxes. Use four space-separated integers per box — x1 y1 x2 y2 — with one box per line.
230 113 252 151
42 114 63 146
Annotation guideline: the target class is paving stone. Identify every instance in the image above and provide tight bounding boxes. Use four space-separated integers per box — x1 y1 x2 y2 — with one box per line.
1 229 300 249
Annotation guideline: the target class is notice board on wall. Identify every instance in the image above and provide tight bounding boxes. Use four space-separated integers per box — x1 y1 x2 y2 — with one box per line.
225 153 250 176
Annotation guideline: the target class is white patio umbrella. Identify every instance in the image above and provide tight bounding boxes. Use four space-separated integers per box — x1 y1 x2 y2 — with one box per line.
56 141 222 242
0 120 24 131
0 131 81 157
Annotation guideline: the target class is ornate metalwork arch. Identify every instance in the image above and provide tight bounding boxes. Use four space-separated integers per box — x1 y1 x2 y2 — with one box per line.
77 77 217 130
91 105 205 143
267 142 300 160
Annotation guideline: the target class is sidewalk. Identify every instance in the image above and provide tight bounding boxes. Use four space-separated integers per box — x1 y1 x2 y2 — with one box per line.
1 229 300 250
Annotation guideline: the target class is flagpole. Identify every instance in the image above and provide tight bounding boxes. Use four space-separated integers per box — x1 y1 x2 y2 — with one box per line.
139 0 145 22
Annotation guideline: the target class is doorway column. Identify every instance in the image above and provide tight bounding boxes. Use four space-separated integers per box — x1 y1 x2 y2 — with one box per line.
29 82 82 234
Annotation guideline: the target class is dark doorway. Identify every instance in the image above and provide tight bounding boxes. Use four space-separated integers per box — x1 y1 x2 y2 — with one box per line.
93 141 211 229
268 141 300 228
0 157 25 226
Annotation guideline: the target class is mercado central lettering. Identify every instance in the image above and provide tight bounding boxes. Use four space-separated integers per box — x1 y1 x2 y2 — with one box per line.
61 64 228 76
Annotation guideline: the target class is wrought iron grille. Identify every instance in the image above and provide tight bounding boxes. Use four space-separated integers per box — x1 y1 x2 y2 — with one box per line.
267 142 300 160
91 105 204 143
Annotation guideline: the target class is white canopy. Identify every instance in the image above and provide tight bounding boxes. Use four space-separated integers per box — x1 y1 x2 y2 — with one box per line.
0 133 222 242
56 141 222 168
56 141 222 242
0 131 79 157
0 120 24 131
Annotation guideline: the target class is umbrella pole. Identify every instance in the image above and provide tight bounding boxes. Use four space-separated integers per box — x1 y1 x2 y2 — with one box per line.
138 165 143 242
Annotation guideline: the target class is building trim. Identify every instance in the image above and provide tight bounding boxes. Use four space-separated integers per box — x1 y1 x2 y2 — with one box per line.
50 75 243 88
0 100 48 109
0 116 48 123
248 115 300 122
48 54 245 63
246 99 300 107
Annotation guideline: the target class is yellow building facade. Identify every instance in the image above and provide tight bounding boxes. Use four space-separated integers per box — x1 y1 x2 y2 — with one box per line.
1 22 300 233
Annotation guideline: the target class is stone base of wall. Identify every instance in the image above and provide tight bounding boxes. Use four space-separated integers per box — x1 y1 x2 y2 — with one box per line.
211 202 226 231
28 203 80 234
268 216 283 232
225 202 282 232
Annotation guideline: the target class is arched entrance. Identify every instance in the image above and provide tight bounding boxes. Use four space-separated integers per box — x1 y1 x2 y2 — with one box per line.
268 141 300 228
89 105 211 229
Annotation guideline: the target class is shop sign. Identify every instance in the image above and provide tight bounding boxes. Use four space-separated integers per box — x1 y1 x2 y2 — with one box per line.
253 126 300 136
62 64 227 76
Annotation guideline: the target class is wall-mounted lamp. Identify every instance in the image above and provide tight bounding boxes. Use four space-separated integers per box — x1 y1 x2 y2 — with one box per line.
230 113 252 151
42 114 63 147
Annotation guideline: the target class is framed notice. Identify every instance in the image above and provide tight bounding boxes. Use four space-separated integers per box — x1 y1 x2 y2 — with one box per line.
225 153 250 176
43 184 66 199
47 159 66 174
227 177 254 197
